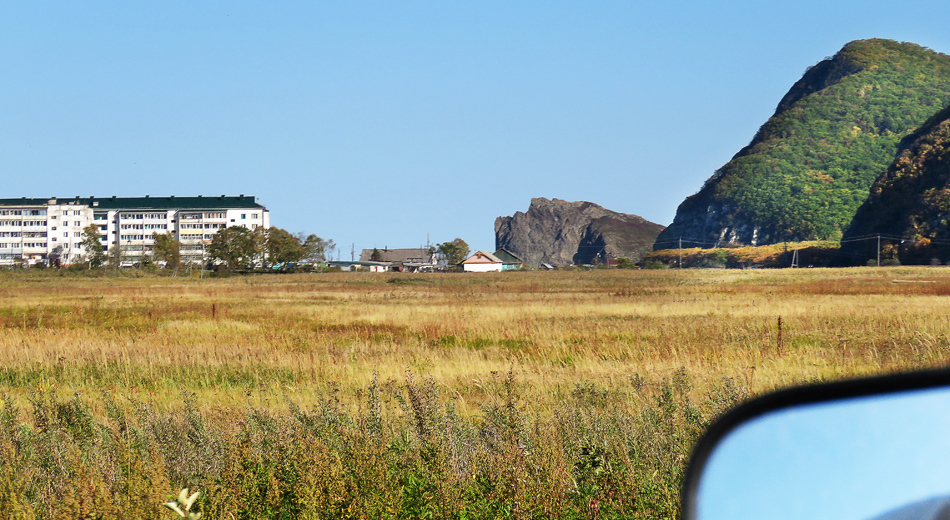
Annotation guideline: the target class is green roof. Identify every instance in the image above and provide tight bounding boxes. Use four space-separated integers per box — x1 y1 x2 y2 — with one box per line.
493 248 524 264
0 195 266 210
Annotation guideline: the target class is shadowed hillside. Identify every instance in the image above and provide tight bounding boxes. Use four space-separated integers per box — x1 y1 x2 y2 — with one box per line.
843 104 950 264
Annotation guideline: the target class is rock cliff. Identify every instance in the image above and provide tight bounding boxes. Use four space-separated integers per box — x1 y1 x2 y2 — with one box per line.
495 198 665 266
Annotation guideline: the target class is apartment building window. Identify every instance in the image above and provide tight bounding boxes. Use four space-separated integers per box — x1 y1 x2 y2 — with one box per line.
241 214 246 219
74 232 80 238
252 213 258 219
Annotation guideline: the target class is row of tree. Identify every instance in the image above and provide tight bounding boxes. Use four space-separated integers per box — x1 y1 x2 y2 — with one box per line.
207 226 334 271
80 224 334 271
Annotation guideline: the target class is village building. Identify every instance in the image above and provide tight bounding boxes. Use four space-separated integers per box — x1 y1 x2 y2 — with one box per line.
0 195 269 266
358 247 435 272
461 251 504 272
492 248 525 271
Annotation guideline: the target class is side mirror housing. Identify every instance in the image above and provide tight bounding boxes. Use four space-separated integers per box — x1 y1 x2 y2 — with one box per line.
683 369 950 520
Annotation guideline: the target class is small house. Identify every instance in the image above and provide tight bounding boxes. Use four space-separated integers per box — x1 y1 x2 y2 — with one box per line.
462 251 503 272
492 248 525 271
359 247 435 272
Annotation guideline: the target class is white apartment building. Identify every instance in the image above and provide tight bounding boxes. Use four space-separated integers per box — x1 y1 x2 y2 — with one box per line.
0 195 270 266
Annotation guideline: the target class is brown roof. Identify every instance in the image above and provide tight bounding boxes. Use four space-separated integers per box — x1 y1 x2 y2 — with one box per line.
359 248 433 263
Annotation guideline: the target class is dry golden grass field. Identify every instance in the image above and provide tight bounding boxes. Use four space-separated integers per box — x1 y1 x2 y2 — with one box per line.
4 267 949 405
1 267 948 519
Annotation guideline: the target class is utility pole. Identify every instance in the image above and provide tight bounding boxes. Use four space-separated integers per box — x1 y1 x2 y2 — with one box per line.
351 243 355 262
678 237 682 268
877 234 881 267
790 248 799 268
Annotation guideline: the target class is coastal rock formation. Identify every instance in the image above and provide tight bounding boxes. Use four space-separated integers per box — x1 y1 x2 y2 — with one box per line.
494 198 665 266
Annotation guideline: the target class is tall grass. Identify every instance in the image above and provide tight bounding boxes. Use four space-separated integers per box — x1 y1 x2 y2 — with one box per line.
0 267 945 517
0 370 745 519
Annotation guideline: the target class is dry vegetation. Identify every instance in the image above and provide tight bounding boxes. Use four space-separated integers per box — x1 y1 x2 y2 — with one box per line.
0 267 948 519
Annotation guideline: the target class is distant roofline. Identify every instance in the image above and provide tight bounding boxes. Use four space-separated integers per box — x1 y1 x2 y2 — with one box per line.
0 195 266 210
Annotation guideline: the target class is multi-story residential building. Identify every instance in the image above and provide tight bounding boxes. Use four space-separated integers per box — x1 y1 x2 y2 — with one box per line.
0 195 269 266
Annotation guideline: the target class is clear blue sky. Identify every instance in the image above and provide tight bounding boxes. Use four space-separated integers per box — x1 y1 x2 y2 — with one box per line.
5 2 950 256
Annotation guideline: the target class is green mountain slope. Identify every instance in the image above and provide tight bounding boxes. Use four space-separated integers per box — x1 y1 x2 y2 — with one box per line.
842 104 950 263
654 39 950 250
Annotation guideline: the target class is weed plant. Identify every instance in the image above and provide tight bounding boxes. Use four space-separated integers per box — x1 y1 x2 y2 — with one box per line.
0 370 746 519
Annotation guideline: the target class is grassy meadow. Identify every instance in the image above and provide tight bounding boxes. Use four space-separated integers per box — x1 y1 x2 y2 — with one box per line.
1 267 949 519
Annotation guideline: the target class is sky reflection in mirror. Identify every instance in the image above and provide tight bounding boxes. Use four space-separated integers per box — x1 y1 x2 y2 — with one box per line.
698 386 950 520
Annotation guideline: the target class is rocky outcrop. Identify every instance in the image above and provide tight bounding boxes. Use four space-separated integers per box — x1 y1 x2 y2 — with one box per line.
494 198 665 266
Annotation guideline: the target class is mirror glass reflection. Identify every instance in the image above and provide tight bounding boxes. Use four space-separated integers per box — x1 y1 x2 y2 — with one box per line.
698 386 950 520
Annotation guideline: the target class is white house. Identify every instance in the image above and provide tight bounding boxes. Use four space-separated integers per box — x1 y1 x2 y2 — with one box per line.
461 251 503 272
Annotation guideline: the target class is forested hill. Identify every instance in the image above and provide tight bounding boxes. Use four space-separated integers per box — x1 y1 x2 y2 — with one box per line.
842 104 950 263
654 39 950 250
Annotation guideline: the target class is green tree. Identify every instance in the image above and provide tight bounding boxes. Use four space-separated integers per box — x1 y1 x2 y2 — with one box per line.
370 248 382 261
300 234 335 264
207 226 258 271
152 232 181 271
616 257 636 269
80 224 106 268
437 238 470 265
263 227 305 267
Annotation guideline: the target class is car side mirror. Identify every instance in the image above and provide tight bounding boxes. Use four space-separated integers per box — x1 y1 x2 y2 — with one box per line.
682 369 950 520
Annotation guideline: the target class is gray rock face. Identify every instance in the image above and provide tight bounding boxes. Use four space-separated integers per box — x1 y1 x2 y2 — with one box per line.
494 198 665 266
